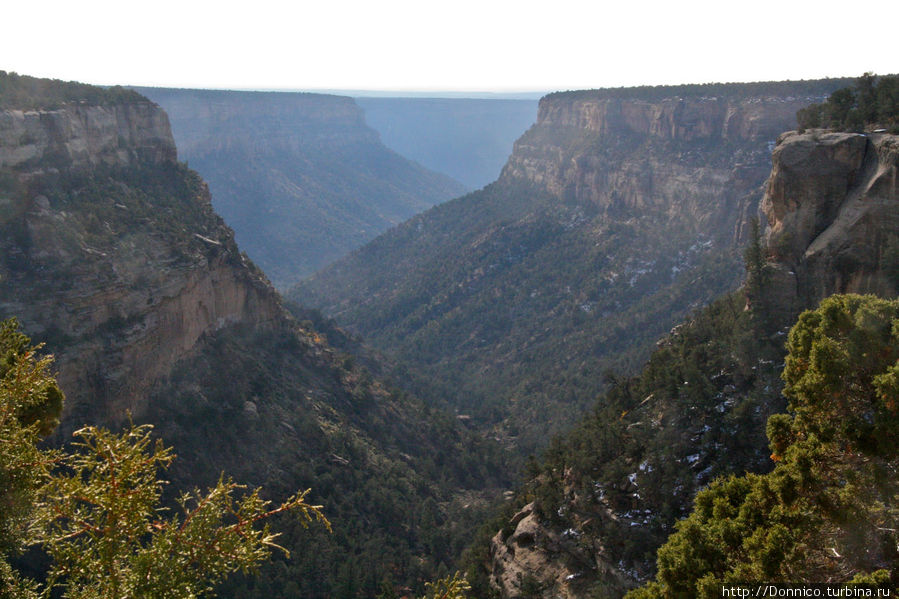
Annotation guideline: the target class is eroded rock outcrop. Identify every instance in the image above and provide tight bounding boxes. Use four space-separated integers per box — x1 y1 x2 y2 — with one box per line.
762 130 899 316
502 93 816 244
489 502 630 599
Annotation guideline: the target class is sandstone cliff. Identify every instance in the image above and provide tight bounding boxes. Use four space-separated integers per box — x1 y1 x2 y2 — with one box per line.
0 101 176 170
482 129 899 599
533 94 803 141
502 92 817 244
0 74 503 598
762 130 899 315
0 94 282 430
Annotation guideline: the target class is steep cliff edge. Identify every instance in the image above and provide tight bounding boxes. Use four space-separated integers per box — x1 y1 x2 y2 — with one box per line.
293 80 846 456
0 92 281 428
533 93 803 140
0 101 176 169
762 130 899 313
136 87 467 287
502 92 819 242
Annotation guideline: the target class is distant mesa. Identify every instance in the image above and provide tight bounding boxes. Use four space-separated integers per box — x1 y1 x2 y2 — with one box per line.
135 86 469 288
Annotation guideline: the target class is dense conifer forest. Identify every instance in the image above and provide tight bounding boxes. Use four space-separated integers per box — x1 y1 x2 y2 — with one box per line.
797 73 899 132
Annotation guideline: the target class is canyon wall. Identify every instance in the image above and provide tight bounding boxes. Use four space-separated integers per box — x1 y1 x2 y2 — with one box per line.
0 101 176 169
501 93 819 244
0 75 500 596
483 127 899 599
294 80 847 461
0 97 282 429
139 89 375 155
533 95 803 141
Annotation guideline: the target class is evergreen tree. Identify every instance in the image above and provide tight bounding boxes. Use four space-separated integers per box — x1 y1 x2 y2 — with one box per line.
35 424 329 599
857 72 878 124
826 87 857 128
796 73 899 132
0 318 329 598
627 295 899 597
743 217 774 334
0 318 63 597
420 572 470 599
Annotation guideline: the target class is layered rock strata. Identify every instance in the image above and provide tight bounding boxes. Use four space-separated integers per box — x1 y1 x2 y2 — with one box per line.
294 84 837 462
0 102 176 170
502 94 817 243
0 98 282 429
485 129 899 599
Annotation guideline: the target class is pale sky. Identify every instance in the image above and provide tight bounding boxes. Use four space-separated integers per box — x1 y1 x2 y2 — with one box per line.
3 0 897 94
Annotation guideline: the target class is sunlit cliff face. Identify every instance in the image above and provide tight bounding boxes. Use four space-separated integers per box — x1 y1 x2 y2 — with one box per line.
0 99 282 430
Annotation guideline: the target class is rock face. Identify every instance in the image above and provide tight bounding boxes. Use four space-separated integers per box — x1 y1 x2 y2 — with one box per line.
0 75 505 598
0 102 176 170
136 87 468 287
484 130 899 599
0 96 282 430
762 131 899 316
489 503 629 599
533 95 803 141
502 93 816 243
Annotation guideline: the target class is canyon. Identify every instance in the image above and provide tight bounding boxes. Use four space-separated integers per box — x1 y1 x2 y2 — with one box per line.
136 87 468 287
4 70 896 598
0 73 501 597
292 80 848 455
355 96 538 190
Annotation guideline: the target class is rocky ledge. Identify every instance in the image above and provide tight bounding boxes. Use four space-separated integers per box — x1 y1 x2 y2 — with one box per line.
489 502 631 598
534 95 809 142
0 101 176 171
762 130 899 314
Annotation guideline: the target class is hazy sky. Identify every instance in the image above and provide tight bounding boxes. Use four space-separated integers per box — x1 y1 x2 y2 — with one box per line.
4 0 897 94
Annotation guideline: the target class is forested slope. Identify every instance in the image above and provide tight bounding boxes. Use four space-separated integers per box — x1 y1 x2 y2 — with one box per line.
293 79 850 457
